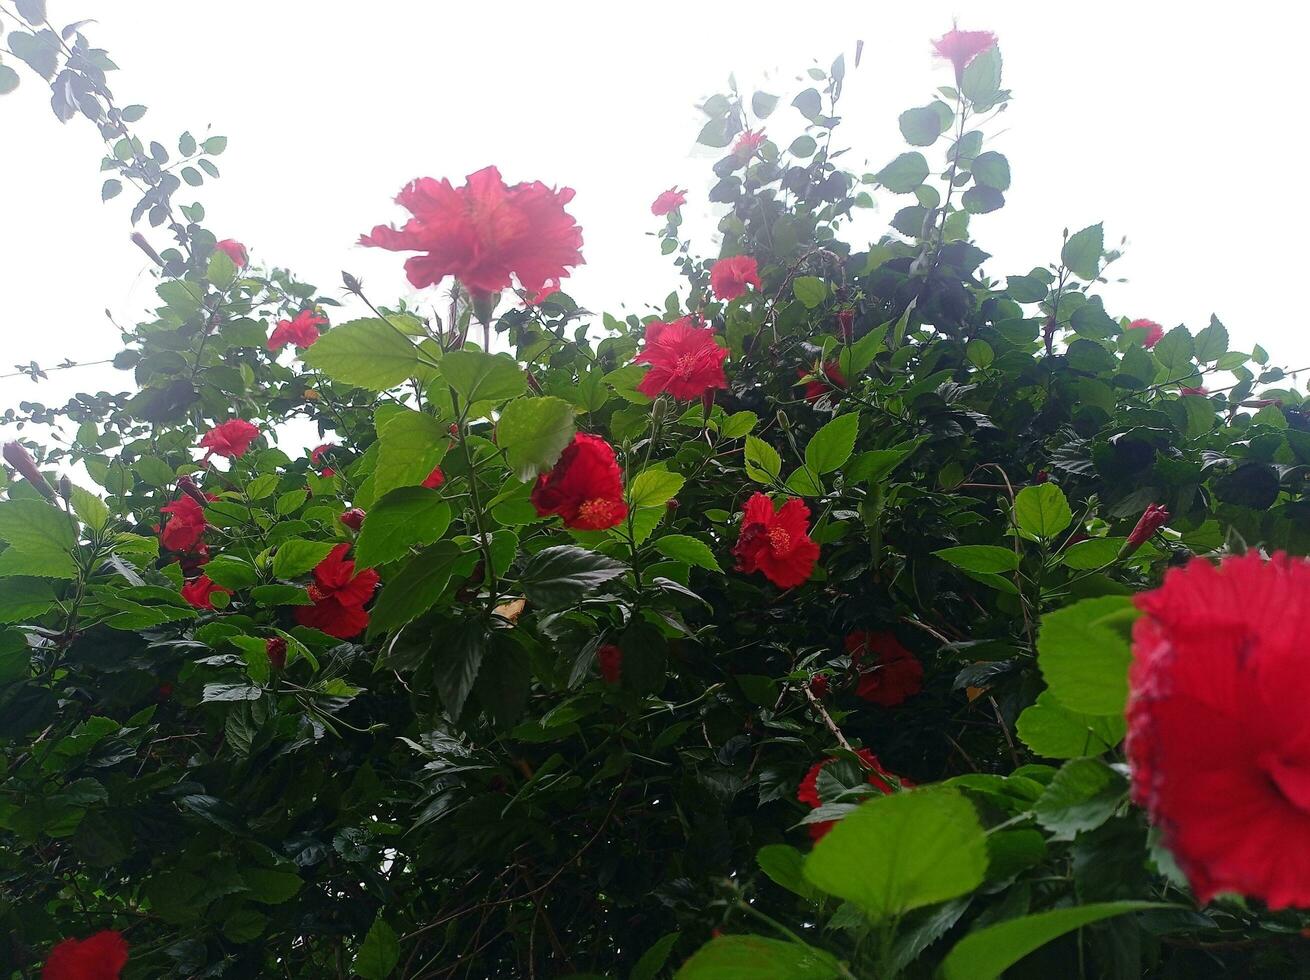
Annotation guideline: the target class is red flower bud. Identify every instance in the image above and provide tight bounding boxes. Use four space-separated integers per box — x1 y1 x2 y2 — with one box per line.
1034 469 1049 483
666 498 680 511
340 508 366 531
597 643 622 684
266 637 288 671
1123 503 1170 555
809 675 830 699
837 309 855 342
176 474 210 506
3 441 55 498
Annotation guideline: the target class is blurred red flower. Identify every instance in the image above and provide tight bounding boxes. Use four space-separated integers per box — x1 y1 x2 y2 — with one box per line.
199 419 259 459
180 575 229 610
528 279 561 305
531 433 628 530
42 929 128 980
634 317 729 401
733 492 819 588
1124 503 1170 554
651 186 687 216
422 467 446 490
846 631 924 707
1128 318 1165 348
732 129 766 159
597 643 622 684
340 507 366 531
800 362 847 403
268 309 328 351
360 165 584 296
266 636 287 671
295 543 379 639
214 239 248 269
710 255 761 302
931 27 997 83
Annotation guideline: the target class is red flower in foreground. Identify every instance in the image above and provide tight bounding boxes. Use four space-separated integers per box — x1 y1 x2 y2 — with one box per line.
710 255 762 302
531 433 628 530
931 26 997 84
215 239 248 269
181 575 230 610
798 748 911 840
268 309 328 352
733 493 820 589
732 129 766 159
266 636 287 671
1128 318 1165 348
800 362 847 402
1123 503 1170 555
199 419 259 459
42 929 128 980
634 317 730 401
159 495 207 553
597 643 622 684
1126 552 1310 908
295 544 380 639
651 186 687 216
846 631 924 707
359 165 584 295
422 467 446 490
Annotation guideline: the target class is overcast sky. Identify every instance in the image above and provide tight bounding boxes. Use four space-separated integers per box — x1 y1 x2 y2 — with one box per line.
3 1 1307 449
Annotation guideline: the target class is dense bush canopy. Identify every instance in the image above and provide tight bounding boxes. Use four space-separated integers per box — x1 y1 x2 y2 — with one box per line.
3 7 1310 978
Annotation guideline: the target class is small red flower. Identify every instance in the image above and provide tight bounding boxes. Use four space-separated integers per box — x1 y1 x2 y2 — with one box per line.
651 186 687 216
732 129 766 159
836 309 855 342
798 748 911 840
597 643 622 684
2 441 54 498
531 433 629 531
634 317 730 401
266 636 287 671
294 543 380 639
733 493 820 589
360 165 584 295
340 507 366 531
800 362 847 403
215 239 248 269
809 675 830 699
1127 552 1310 908
159 495 207 553
180 575 230 610
1128 318 1165 348
1180 386 1209 396
422 467 446 490
42 929 129 980
268 309 328 352
846 631 924 707
931 26 997 84
710 256 762 302
199 419 259 459
1124 503 1170 554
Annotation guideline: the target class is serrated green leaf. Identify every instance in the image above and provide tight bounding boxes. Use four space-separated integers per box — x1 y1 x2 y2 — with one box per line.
302 318 422 390
496 396 575 481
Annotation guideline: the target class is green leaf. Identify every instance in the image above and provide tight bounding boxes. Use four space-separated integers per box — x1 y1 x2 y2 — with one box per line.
375 409 448 498
245 473 279 500
367 541 462 635
69 487 109 532
751 91 779 118
961 185 1004 214
756 844 819 901
804 413 859 474
1061 223 1103 280
803 788 987 920
632 932 682 980
846 443 918 484
201 135 228 155
1033 758 1128 840
629 469 685 509
1061 537 1125 570
355 487 451 569
719 411 758 439
271 539 338 579
520 545 627 610
1016 691 1125 759
653 535 721 572
0 498 76 554
352 915 400 980
0 578 54 624
898 103 951 146
440 349 527 404
496 396 575 480
1153 325 1195 370
934 545 1019 574
206 249 237 288
432 620 486 719
744 436 781 483
1037 596 1136 716
939 902 1171 980
204 555 258 591
134 455 175 488
302 317 422 390
676 935 841 980
243 868 303 904
1014 483 1072 539
875 152 929 193
222 909 267 942
1194 315 1228 363
961 44 1002 104
784 466 824 497
99 177 121 201
0 547 77 579
792 276 827 309
971 150 1010 190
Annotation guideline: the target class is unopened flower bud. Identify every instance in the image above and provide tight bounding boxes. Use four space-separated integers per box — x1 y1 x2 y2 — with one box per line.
266 636 287 671
58 475 73 501
176 474 210 506
340 508 366 531
1123 503 1170 555
3 441 55 499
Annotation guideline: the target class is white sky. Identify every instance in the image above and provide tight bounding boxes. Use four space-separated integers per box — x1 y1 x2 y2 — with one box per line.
3 0 1308 447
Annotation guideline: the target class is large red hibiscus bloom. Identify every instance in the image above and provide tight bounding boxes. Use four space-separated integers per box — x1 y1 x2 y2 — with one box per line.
531 433 628 531
42 929 129 979
199 419 259 459
733 492 819 588
295 543 380 639
268 309 328 351
846 631 924 707
634 317 729 401
159 495 207 553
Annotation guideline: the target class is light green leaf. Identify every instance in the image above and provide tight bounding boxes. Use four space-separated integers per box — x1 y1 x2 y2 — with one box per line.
719 411 758 439
934 545 1019 574
440 349 527 404
1037 596 1136 715
793 276 827 309
0 499 77 554
245 474 279 500
70 488 109 532
1061 223 1103 280
271 539 338 579
302 317 422 390
355 488 452 569
961 44 1002 104
0 577 55 624
784 466 825 497
1153 325 1195 370
898 103 952 146
1014 483 1072 539
1194 315 1228 363
653 535 721 572
875 152 929 193
1016 691 1126 759
744 436 781 483
206 249 237 288
756 844 820 901
352 915 400 980
971 150 1010 190
134 456 175 488
676 935 841 980
629 469 684 509
375 409 448 498
496 396 575 481
1033 757 1127 840
1061 537 1125 570
805 413 859 474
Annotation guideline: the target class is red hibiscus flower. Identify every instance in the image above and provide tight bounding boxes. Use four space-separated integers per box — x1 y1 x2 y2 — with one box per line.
159 495 207 553
800 362 847 403
527 279 561 305
266 636 287 671
1123 503 1169 555
268 309 328 351
1128 318 1165 348
634 316 730 401
597 643 622 684
710 255 761 302
733 492 820 589
214 239 248 269
530 433 628 531
42 929 128 980
931 26 997 84
422 467 446 490
798 748 911 840
732 129 766 159
846 631 924 707
809 675 830 699
294 543 380 639
180 575 230 610
359 165 584 296
1126 552 1310 908
309 443 337 477
199 419 259 459
651 186 687 216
